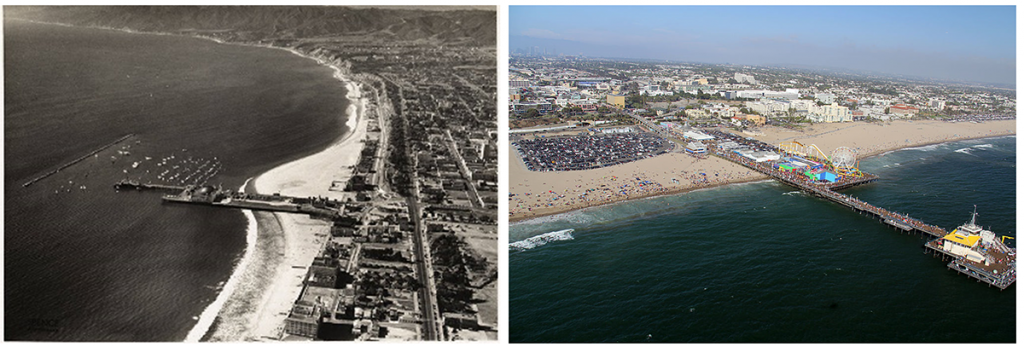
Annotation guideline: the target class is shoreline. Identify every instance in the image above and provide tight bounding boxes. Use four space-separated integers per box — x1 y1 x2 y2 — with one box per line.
205 43 371 341
11 19 372 341
509 124 1015 225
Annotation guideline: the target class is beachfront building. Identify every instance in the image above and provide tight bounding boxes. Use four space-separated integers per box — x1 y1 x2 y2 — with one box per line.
789 99 815 112
685 142 707 155
890 104 920 116
807 103 853 123
746 100 791 115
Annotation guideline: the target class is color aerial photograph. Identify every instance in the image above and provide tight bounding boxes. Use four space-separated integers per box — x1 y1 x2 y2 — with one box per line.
5 6 497 342
508 5 1015 343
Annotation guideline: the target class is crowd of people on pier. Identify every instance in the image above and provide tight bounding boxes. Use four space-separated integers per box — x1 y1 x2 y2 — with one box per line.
514 133 671 172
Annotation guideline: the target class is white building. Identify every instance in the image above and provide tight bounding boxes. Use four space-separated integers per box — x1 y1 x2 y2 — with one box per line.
734 72 756 84
746 100 791 115
807 103 852 123
736 89 798 100
815 93 836 104
640 84 674 96
789 99 815 112
683 131 715 141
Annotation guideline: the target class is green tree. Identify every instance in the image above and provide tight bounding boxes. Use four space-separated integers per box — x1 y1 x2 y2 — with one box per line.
525 108 540 118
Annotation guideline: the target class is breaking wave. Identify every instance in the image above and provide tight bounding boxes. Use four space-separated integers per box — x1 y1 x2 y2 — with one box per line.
511 229 574 251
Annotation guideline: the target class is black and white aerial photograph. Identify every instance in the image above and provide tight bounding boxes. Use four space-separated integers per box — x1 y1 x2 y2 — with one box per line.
5 6 498 341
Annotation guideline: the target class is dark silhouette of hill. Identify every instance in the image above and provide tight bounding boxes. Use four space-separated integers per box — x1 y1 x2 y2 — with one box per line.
5 6 496 46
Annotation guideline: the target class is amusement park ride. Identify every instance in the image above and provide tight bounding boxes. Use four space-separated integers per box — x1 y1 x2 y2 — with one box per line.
778 140 863 177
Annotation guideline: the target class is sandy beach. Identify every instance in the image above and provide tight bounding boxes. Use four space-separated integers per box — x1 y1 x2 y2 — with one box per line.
510 119 1015 223
200 67 373 340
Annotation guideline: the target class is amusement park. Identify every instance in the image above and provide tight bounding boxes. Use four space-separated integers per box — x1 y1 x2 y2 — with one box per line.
698 129 876 190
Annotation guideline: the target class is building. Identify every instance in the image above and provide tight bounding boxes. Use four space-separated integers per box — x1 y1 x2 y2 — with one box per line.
807 103 852 123
682 130 715 141
734 72 756 84
685 142 707 155
599 127 633 134
509 79 530 88
815 93 836 104
745 100 791 115
443 312 481 330
736 89 798 100
684 108 710 119
890 104 920 115
928 99 946 110
640 85 673 96
285 304 322 338
512 101 552 114
606 93 626 108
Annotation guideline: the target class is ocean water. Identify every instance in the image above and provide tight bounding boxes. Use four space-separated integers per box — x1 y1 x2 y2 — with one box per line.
510 135 1015 343
5 20 349 341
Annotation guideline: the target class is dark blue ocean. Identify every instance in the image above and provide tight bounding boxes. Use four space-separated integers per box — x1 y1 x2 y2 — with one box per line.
510 135 1016 343
5 20 349 341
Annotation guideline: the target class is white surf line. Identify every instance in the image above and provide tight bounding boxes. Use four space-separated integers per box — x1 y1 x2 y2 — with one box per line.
184 177 258 342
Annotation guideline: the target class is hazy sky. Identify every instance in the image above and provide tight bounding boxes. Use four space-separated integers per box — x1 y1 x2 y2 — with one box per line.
510 6 1016 85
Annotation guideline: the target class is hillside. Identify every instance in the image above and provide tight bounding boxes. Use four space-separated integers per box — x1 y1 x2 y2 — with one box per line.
4 6 496 46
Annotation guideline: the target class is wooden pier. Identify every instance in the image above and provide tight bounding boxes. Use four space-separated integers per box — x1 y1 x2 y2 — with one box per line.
710 144 1014 289
24 134 136 187
114 179 188 193
712 148 946 238
113 179 340 219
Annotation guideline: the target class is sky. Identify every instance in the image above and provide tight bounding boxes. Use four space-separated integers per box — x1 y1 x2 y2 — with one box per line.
510 6 1016 85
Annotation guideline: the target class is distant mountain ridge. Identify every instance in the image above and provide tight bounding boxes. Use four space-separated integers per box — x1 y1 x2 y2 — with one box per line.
5 6 496 46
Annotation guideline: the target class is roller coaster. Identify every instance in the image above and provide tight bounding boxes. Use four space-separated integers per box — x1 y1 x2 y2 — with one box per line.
778 140 863 177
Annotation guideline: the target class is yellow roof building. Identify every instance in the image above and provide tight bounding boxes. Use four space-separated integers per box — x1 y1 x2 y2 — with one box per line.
943 230 981 247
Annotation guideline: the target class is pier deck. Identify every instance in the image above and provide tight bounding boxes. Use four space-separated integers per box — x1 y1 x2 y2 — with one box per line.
114 179 188 192
708 142 1013 289
113 179 340 219
711 148 945 238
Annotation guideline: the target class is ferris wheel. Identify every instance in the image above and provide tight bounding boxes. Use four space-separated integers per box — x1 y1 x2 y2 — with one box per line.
829 146 862 177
